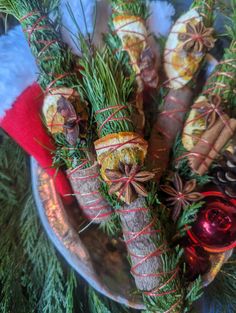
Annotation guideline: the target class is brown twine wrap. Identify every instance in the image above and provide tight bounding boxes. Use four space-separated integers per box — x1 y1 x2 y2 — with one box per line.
67 162 112 223
119 197 162 291
147 86 193 181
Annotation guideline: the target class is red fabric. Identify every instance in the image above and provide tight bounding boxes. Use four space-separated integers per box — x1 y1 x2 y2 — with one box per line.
0 83 73 205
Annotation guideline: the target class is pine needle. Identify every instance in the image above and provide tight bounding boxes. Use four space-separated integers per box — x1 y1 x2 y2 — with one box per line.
177 202 204 237
191 0 215 26
0 131 77 313
110 0 149 20
79 44 135 137
203 0 236 115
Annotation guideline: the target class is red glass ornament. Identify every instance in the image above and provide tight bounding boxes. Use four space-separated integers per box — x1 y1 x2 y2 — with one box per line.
187 191 236 253
184 243 211 281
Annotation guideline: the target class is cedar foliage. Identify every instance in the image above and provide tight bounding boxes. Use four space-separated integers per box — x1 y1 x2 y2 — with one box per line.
0 131 77 313
79 45 135 137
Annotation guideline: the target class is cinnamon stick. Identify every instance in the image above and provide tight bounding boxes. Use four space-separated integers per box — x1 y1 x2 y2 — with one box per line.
189 117 226 172
189 117 236 175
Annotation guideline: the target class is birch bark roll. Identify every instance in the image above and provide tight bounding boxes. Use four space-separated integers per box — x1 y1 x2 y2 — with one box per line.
67 162 112 222
119 197 162 291
147 86 193 181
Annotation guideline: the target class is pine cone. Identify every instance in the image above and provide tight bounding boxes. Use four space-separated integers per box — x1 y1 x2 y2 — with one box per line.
213 150 236 198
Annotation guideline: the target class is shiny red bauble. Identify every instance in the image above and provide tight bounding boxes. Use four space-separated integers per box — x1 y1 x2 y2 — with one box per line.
187 191 236 253
184 243 211 281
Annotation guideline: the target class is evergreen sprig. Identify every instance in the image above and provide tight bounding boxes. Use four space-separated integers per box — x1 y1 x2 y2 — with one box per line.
0 0 79 90
0 0 93 172
110 0 148 20
79 46 135 137
0 131 78 313
191 0 215 26
185 277 203 311
202 0 236 115
177 202 204 237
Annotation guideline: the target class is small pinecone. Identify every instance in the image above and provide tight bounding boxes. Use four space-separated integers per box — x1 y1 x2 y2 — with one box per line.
213 150 236 198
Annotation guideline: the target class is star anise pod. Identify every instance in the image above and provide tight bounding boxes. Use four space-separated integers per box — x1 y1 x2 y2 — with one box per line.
105 162 155 204
160 173 204 222
178 21 215 53
192 94 222 129
139 47 158 88
57 97 85 146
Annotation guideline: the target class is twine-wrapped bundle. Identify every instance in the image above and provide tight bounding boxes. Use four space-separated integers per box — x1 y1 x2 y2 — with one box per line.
67 162 112 222
119 197 161 291
44 88 112 222
0 1 113 225
79 48 185 307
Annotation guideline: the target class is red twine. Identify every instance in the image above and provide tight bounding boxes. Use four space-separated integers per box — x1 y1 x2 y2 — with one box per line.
119 205 180 303
68 166 112 219
95 105 131 137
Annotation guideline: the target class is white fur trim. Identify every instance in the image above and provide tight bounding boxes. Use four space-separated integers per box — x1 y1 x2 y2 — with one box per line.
0 26 38 118
60 0 111 55
147 0 175 37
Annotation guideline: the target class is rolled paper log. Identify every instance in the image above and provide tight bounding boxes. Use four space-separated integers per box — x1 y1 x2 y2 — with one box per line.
119 197 162 291
147 86 193 181
67 162 112 223
189 118 236 175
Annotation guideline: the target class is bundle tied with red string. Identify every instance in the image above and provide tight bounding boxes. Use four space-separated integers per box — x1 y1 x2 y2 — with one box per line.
2 0 112 222
182 38 236 175
164 0 216 89
0 1 80 203
79 47 185 309
110 0 159 132
43 88 113 222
